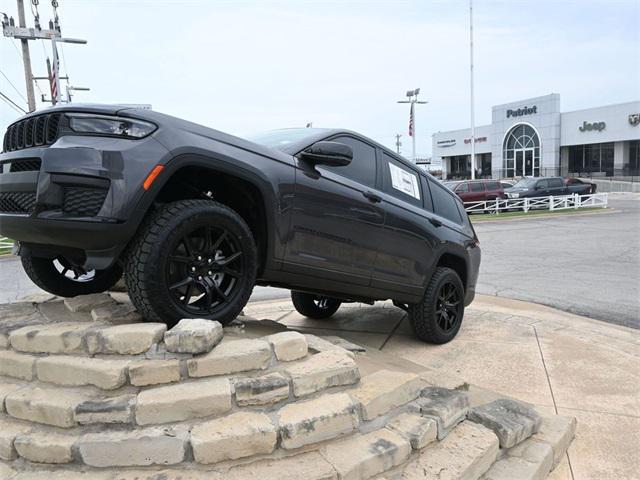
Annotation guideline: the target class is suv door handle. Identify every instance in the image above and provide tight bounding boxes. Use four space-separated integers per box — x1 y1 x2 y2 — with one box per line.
363 191 382 203
429 217 443 227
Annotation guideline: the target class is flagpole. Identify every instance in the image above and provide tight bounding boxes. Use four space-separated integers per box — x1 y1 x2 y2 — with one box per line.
469 0 476 180
51 38 62 105
411 103 416 162
398 89 427 163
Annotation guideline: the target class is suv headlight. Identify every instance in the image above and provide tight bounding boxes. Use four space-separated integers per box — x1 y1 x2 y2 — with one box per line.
67 113 157 139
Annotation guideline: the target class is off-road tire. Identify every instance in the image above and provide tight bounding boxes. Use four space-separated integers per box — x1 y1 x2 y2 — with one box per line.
124 199 257 327
291 291 341 319
408 267 465 344
21 254 123 298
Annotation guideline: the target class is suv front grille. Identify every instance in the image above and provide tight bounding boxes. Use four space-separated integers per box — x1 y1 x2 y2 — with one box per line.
2 113 62 153
63 187 108 216
0 192 36 214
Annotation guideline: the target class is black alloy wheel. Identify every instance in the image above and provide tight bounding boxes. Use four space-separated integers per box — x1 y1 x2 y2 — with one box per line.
434 281 462 333
166 225 244 316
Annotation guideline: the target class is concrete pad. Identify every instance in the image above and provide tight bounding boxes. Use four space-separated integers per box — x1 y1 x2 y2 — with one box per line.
537 332 640 416
557 407 640 480
280 305 405 335
383 335 554 406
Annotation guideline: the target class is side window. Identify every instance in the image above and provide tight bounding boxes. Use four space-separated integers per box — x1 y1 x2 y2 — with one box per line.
487 181 501 190
470 182 484 192
537 180 548 189
429 179 462 224
420 176 434 212
549 178 563 188
381 153 422 206
320 136 376 187
457 183 469 193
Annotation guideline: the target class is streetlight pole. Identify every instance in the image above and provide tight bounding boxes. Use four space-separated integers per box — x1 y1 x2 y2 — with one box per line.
469 0 476 179
397 88 427 162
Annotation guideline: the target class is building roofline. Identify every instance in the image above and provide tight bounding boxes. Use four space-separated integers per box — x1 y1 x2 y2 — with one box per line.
560 99 640 115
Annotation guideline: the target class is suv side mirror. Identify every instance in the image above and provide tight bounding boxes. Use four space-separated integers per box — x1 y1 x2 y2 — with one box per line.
299 141 353 167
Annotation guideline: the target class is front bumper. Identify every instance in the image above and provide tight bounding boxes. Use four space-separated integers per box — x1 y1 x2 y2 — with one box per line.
0 135 170 269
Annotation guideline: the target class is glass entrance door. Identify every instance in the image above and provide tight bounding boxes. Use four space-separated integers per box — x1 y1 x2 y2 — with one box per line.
515 149 535 177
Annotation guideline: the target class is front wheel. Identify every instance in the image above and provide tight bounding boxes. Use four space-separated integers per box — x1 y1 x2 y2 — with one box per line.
21 254 122 298
291 292 341 319
408 267 465 344
124 199 257 327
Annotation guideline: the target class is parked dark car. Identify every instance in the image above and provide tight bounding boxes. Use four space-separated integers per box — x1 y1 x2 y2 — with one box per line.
564 177 597 195
504 177 570 199
0 105 480 344
444 179 507 203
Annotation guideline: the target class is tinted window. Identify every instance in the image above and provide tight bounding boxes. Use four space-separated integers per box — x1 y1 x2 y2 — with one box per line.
549 178 563 188
500 182 512 189
536 180 548 189
487 181 501 190
320 136 376 186
381 153 421 206
420 176 434 212
429 179 462 224
470 182 484 192
457 183 469 193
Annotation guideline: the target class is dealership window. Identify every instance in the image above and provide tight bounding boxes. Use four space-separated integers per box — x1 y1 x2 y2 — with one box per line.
629 140 640 173
567 143 614 176
502 124 540 177
448 155 471 179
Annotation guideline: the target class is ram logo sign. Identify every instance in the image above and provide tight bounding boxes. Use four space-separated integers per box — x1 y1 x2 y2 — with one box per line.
629 114 640 127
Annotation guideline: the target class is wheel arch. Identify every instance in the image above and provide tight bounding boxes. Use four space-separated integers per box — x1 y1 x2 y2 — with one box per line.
434 251 468 292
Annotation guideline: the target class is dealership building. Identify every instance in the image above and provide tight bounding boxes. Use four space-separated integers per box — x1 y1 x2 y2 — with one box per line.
432 94 640 179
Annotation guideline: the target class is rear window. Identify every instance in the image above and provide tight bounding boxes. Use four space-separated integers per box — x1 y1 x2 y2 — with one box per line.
549 178 563 188
429 179 462 224
470 182 484 192
486 181 501 190
457 183 469 193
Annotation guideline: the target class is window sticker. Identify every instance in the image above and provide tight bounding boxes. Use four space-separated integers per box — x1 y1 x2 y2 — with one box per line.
388 162 420 200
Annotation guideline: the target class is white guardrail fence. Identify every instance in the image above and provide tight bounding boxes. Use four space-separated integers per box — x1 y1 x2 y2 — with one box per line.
464 192 608 214
0 237 14 252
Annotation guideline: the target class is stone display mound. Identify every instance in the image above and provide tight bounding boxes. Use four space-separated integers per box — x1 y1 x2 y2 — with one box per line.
0 294 575 479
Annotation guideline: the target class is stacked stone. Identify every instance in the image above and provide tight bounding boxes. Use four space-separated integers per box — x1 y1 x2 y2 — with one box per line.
0 296 575 480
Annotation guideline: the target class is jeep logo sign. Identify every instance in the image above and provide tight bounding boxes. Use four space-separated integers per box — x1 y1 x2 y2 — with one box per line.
506 106 537 118
579 121 606 132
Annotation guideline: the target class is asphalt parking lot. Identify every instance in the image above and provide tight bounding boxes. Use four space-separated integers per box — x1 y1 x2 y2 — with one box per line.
1 194 638 328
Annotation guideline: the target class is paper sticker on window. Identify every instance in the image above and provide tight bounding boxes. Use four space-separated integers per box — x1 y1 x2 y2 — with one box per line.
388 162 420 200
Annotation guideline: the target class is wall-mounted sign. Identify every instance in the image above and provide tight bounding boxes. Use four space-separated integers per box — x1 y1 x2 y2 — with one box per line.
464 136 487 144
436 139 456 147
506 106 537 118
629 114 640 126
579 121 606 132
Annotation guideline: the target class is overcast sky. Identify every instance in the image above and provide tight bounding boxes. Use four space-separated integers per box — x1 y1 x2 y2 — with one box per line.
1 0 639 158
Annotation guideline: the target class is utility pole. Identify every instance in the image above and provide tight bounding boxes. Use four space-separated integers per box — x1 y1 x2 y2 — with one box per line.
397 88 428 162
16 0 36 112
395 134 402 154
469 0 476 179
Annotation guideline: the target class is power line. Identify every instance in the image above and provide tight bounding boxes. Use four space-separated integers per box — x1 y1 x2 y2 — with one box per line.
0 68 27 104
0 90 27 114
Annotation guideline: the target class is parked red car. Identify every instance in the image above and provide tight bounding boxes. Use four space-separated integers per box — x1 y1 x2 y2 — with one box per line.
443 179 508 202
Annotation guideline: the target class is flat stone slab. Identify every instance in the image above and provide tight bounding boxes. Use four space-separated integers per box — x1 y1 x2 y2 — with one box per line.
530 415 577 468
77 427 187 467
226 451 337 480
36 355 130 390
401 421 499 480
91 303 142 324
286 350 360 397
234 372 290 406
468 399 542 448
0 380 24 413
416 387 470 439
9 322 96 354
191 411 277 464
75 394 135 425
135 378 232 425
164 318 223 354
14 431 77 464
0 350 36 380
481 438 553 480
64 293 116 313
129 359 181 387
349 369 424 421
322 428 412 480
387 412 438 450
267 331 308 361
85 323 166 355
278 392 360 449
0 418 31 460
5 386 91 428
187 338 271 377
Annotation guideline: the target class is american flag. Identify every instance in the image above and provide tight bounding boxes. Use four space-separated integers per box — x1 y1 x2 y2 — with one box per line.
408 102 414 137
50 47 59 102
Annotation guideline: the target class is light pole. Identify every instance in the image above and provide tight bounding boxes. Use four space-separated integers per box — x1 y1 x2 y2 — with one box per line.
397 88 427 162
469 0 476 179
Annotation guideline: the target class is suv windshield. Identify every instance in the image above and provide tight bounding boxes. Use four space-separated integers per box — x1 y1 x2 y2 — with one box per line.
246 128 328 151
512 178 538 188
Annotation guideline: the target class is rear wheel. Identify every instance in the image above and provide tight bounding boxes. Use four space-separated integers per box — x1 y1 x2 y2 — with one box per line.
124 199 257 327
21 254 122 297
291 292 341 319
408 267 465 344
